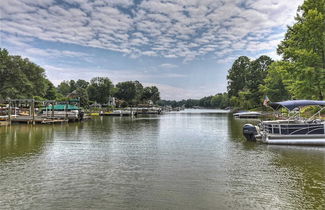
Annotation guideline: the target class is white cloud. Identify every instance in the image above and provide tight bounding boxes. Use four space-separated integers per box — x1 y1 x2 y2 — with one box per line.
1 0 303 63
160 63 178 69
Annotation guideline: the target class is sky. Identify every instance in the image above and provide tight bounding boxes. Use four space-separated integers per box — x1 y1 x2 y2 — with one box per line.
0 0 303 100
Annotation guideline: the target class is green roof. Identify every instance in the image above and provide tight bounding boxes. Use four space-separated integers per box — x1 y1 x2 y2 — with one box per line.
43 104 80 110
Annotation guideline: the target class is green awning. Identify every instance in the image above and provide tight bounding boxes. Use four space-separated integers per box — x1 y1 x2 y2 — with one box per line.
43 104 80 111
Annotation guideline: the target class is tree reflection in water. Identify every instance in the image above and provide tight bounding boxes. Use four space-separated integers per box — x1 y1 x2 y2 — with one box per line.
0 124 54 160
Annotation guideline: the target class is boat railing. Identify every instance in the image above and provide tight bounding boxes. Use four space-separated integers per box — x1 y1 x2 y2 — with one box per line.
307 106 325 121
261 122 325 135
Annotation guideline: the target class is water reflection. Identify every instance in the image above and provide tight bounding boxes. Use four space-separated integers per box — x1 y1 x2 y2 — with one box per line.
0 111 324 209
267 145 325 209
0 125 54 160
227 114 262 151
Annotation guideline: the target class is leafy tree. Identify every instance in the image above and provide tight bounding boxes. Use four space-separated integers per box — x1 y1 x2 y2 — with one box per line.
134 81 144 103
0 48 51 99
227 56 250 98
226 55 272 108
149 86 160 104
69 80 77 92
246 55 273 106
44 80 58 100
76 79 89 89
141 86 160 104
115 81 138 105
199 96 213 107
238 89 254 109
211 93 229 108
277 0 325 99
260 61 292 101
57 81 71 96
18 57 48 97
87 77 113 104
158 100 179 108
76 88 89 108
184 99 199 108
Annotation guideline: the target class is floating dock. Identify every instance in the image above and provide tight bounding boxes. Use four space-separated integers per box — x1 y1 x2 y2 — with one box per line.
99 111 137 117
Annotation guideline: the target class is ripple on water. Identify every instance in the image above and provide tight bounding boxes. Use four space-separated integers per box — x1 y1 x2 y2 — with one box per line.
0 111 324 209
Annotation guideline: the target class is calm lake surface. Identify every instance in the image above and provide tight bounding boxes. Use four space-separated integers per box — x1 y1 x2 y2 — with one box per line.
0 109 324 209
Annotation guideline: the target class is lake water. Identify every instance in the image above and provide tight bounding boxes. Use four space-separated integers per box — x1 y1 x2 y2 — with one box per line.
0 109 324 209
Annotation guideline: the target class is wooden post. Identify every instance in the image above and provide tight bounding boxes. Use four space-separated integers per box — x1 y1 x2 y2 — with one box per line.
14 102 16 115
65 103 68 120
29 103 32 117
31 99 35 124
52 103 55 118
8 100 11 123
45 102 48 117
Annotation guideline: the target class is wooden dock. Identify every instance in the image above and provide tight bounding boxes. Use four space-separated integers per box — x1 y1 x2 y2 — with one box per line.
11 116 68 124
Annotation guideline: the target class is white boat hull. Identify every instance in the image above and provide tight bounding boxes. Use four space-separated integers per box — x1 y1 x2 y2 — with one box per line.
263 139 325 145
259 134 325 145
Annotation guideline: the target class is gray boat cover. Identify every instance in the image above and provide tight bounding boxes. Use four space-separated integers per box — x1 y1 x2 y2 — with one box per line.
270 100 325 110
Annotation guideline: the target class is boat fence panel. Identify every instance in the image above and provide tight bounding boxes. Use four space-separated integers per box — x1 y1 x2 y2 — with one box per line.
262 123 325 135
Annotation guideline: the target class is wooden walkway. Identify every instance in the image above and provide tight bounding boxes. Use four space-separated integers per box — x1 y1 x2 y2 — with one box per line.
11 116 68 124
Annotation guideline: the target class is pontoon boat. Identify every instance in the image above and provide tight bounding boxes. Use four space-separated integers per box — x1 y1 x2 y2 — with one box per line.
243 100 325 145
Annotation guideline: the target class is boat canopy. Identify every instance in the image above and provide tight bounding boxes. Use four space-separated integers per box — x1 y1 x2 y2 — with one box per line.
43 104 80 111
269 100 325 110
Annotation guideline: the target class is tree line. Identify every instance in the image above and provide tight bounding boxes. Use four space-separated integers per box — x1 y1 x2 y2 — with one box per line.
0 48 160 107
158 93 229 109
57 78 160 107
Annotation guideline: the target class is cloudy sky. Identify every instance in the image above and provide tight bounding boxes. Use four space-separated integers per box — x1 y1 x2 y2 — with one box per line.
0 0 302 100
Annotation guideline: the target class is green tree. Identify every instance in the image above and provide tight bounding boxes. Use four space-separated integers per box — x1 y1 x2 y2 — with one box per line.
87 77 113 104
199 96 213 107
133 81 144 103
246 55 273 106
184 99 199 108
57 81 71 96
115 81 138 105
226 55 272 108
76 88 89 108
141 87 152 102
44 80 58 100
277 0 325 99
69 80 76 92
260 61 292 101
0 48 51 99
211 93 229 108
227 56 250 98
238 89 254 109
76 79 89 89
141 86 160 104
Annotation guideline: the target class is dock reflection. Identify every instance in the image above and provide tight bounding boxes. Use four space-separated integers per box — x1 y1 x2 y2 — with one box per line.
0 125 54 160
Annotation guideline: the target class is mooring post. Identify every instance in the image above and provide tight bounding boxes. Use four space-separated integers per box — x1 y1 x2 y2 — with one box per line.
29 103 32 117
31 99 35 124
45 102 48 117
52 102 55 118
8 100 12 124
65 103 68 121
